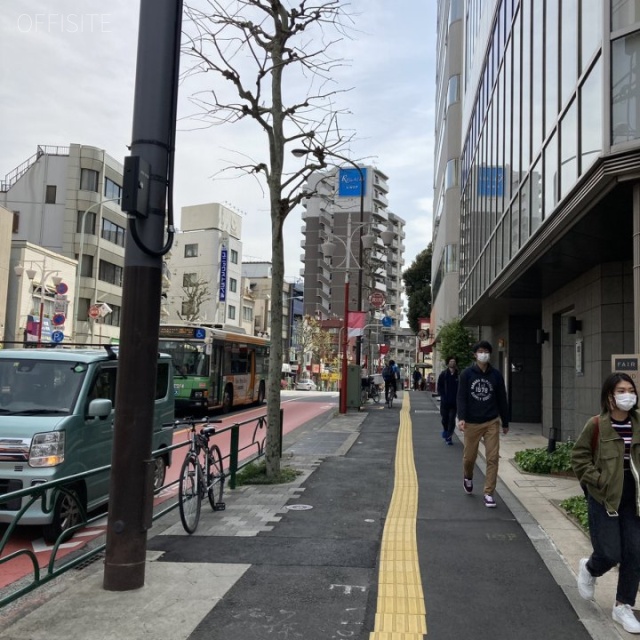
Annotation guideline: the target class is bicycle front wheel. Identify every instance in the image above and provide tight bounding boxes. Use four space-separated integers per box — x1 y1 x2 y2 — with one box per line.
179 454 201 534
207 444 225 511
371 387 380 403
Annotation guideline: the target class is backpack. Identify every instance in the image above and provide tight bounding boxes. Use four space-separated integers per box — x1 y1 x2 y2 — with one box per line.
382 365 393 381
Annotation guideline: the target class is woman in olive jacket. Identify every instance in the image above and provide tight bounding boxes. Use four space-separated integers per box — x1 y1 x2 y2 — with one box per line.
571 372 640 634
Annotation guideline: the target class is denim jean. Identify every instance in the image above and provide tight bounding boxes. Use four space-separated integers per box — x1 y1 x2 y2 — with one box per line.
586 472 640 606
440 405 456 440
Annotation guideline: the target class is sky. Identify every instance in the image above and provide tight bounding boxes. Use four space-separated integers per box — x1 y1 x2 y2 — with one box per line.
0 0 436 282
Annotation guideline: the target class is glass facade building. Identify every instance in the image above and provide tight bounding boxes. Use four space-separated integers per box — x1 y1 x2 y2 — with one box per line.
434 0 640 439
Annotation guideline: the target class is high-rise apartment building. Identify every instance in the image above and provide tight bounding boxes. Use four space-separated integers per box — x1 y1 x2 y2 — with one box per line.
434 1 640 440
300 166 406 366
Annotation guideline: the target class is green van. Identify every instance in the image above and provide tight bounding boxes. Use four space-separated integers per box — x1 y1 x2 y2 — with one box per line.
0 347 174 541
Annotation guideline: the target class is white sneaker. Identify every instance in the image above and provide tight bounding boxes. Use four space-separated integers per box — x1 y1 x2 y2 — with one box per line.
577 558 596 600
612 603 640 634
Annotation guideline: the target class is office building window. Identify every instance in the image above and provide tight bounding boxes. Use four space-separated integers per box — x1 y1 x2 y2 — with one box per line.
184 243 198 258
243 306 253 321
98 260 123 287
230 249 238 264
77 298 91 322
612 0 640 31
183 273 197 287
229 277 237 292
612 32 640 144
77 210 96 234
45 185 57 204
181 301 194 317
80 168 99 192
78 254 93 278
12 211 19 233
102 304 121 327
227 305 236 320
580 57 602 171
101 218 125 247
104 178 122 203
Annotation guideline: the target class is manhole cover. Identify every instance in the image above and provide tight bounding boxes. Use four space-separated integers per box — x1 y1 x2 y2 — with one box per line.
286 504 313 511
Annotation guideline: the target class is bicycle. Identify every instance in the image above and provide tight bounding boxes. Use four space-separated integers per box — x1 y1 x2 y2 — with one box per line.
361 378 380 404
385 383 394 409
173 417 226 534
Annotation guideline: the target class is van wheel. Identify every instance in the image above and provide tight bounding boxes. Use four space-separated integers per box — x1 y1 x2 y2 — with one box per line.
222 385 233 413
153 455 167 491
43 485 85 543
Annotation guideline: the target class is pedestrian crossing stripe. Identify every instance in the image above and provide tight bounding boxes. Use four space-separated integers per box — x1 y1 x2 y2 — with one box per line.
370 393 427 639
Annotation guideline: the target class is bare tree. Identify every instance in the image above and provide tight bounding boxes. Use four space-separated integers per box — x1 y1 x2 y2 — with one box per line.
176 275 212 322
182 0 355 476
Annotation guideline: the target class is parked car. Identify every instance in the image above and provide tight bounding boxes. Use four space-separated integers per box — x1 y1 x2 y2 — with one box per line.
295 379 317 391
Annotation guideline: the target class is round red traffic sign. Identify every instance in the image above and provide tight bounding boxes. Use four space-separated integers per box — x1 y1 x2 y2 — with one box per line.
88 305 100 320
369 291 386 309
52 313 66 326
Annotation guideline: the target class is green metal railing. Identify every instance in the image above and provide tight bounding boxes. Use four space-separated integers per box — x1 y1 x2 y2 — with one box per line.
0 409 282 608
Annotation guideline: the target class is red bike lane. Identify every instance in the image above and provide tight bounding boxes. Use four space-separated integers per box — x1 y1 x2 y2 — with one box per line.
0 396 335 590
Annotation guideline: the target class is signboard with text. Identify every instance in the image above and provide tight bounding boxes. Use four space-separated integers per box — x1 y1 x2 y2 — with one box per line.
219 245 228 302
338 167 367 197
477 166 504 197
612 354 640 383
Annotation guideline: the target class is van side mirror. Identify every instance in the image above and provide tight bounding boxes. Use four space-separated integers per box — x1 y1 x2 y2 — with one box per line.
87 398 113 419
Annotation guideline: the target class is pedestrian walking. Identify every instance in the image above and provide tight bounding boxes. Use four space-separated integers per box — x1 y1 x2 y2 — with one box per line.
437 356 459 445
456 340 509 508
572 372 640 634
412 367 422 391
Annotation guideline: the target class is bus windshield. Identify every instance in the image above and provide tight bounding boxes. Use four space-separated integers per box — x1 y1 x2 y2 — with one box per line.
160 340 209 377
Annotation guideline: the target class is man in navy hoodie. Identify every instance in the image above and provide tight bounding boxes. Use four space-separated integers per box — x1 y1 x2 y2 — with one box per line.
456 340 509 508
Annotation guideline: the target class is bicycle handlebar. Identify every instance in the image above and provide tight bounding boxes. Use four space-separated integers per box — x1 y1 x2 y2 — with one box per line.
163 417 223 428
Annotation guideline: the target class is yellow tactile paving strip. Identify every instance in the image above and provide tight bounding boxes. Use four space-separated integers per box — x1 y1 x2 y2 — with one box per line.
370 393 427 639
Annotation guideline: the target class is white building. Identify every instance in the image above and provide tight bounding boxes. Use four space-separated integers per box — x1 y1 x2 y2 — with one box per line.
164 203 244 329
0 144 127 344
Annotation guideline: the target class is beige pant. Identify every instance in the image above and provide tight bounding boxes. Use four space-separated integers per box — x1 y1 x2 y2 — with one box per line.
462 418 501 495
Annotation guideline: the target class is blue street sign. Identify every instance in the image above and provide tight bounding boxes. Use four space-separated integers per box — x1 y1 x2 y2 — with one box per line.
382 316 394 327
51 330 64 343
219 246 228 302
194 328 206 339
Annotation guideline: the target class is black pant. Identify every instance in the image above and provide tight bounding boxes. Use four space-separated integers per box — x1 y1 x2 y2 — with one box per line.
586 472 640 606
440 404 456 440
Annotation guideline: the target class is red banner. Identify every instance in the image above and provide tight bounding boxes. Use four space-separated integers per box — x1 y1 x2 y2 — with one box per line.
347 311 366 338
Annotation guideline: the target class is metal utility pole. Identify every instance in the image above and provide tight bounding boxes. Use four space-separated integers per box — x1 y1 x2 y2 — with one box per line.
104 0 183 591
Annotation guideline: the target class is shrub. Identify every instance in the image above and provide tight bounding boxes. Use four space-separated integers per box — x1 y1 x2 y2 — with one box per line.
560 495 589 531
514 441 575 474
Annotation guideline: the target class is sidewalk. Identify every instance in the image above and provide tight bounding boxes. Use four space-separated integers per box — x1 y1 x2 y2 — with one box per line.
0 390 631 639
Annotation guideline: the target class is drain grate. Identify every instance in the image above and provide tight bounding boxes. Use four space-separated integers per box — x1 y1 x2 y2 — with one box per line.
74 551 105 571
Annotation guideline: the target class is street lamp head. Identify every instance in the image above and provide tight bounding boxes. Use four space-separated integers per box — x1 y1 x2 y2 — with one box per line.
292 148 309 158
361 232 376 250
13 264 24 277
380 229 394 247
25 268 37 281
321 239 336 257
52 275 63 286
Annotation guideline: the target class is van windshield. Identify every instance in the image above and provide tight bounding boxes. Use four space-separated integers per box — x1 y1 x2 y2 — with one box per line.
0 359 88 416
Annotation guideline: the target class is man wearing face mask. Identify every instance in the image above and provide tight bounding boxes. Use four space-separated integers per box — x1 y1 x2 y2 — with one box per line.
456 340 509 508
572 373 640 635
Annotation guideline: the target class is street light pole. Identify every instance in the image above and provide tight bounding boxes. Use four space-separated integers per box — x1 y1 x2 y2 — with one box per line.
73 197 120 341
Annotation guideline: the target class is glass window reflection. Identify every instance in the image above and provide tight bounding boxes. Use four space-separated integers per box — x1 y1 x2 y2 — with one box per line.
544 131 558 217
581 0 602 72
560 99 577 199
612 0 640 31
545 2 559 135
561 0 578 108
580 57 602 173
612 33 640 144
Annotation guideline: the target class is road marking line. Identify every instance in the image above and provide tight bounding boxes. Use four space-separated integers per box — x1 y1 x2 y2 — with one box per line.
370 392 427 639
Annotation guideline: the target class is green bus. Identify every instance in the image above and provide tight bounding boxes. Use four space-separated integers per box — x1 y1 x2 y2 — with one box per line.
158 324 269 414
